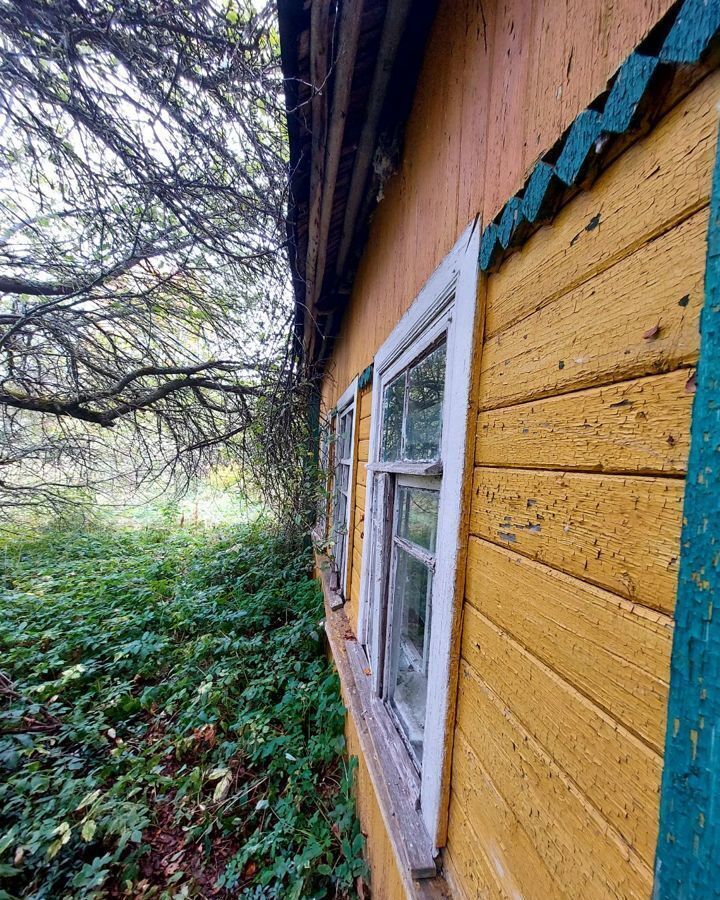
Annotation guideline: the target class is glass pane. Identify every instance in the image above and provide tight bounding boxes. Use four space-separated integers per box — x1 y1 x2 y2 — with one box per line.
380 373 405 461
389 546 431 761
338 410 352 459
396 486 439 553
404 343 446 461
332 481 348 592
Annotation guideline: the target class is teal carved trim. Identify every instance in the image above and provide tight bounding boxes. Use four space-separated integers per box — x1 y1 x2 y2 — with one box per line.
660 0 720 64
654 123 720 900
358 363 373 391
479 0 720 272
655 125 720 900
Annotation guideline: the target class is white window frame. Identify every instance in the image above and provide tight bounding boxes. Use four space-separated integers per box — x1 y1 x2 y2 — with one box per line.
356 218 480 845
331 377 358 599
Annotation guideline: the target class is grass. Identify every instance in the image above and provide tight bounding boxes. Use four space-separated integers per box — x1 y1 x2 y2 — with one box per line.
0 520 365 899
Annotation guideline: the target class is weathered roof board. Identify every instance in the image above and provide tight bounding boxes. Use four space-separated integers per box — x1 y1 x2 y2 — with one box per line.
278 0 439 370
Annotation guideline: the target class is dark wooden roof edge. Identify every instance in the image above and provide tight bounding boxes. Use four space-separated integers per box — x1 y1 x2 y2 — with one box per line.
278 0 440 376
277 0 310 348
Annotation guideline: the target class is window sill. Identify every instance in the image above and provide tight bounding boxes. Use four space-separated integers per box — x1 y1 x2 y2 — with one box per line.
315 552 450 899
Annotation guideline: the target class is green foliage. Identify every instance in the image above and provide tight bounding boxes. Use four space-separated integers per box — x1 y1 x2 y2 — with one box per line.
0 522 366 898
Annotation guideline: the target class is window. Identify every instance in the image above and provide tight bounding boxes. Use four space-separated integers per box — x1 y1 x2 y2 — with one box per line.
386 476 440 762
317 426 331 538
328 379 357 598
332 404 354 594
376 340 446 763
381 342 446 463
356 219 480 846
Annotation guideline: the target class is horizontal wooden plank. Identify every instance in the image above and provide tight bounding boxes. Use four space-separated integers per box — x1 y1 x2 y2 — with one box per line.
358 415 371 441
356 460 368 486
479 206 706 411
358 438 370 462
445 795 510 900
353 512 365 538
449 736 558 897
470 467 683 614
352 544 363 580
350 566 361 609
453 680 653 899
476 369 693 475
352 522 365 555
464 537 672 751
359 388 373 420
486 68 719 339
355 482 367 511
460 607 662 865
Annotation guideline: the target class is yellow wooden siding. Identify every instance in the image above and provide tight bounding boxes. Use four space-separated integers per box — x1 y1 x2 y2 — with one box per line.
479 205 706 411
444 799 510 899
465 538 672 752
484 70 719 340
447 71 718 898
470 467 683 614
476 369 692 476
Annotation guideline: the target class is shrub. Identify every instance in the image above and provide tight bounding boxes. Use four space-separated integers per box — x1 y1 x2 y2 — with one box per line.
0 522 366 898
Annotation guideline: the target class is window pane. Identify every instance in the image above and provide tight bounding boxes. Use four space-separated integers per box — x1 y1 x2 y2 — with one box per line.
380 373 405 461
389 546 431 761
333 486 347 570
404 343 446 461
396 486 439 553
338 410 352 459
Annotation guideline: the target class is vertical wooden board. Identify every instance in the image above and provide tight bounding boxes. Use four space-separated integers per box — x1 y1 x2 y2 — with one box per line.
465 537 673 751
444 797 511 900
453 682 654 899
486 69 720 339
523 0 568 168
470 467 683 614
479 207 706 411
350 566 361 611
460 610 663 865
410 0 463 269
560 0 675 155
457 0 494 228
522 0 676 212
602 0 675 77
475 369 693 475
352 545 363 582
483 0 534 223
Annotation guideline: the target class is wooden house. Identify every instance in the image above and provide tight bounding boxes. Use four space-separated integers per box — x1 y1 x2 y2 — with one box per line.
278 0 720 896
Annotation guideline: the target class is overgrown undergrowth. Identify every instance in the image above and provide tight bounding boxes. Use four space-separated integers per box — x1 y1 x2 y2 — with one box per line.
0 521 365 899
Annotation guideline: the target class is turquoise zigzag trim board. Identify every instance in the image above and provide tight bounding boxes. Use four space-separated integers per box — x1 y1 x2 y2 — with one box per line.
654 125 720 900
358 363 373 391
478 0 720 272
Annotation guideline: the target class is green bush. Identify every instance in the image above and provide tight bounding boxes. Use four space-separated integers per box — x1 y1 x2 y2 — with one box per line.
0 522 366 898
